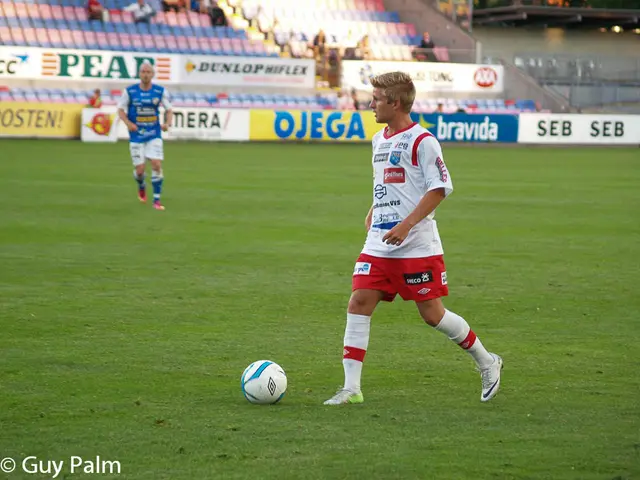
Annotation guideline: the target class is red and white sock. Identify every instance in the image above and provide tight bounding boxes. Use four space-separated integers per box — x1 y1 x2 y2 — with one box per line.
435 309 494 369
343 313 371 393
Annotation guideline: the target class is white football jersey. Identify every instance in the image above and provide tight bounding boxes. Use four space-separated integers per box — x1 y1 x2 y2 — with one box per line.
362 122 453 259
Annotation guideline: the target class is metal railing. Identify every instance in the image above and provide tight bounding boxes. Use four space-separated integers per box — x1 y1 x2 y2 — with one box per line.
514 53 640 83
485 56 573 111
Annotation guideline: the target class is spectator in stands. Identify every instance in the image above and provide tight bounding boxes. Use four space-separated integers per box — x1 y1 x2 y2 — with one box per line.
87 0 108 21
162 0 182 12
312 29 327 61
436 103 444 113
337 90 355 110
415 32 437 62
354 35 371 61
88 89 103 108
209 1 228 26
125 0 156 23
350 89 360 110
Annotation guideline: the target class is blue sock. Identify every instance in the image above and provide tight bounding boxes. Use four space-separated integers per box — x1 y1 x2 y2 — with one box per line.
133 170 146 190
151 171 164 202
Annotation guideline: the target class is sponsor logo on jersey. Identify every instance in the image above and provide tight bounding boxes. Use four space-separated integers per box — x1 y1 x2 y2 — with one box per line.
374 153 388 163
404 271 434 285
401 132 412 140
374 184 387 199
353 262 371 275
395 142 409 150
379 142 392 150
435 156 448 182
384 167 405 183
373 199 400 209
389 151 402 165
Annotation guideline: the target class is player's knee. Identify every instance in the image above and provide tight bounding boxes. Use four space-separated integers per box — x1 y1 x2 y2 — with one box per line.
348 291 377 316
418 299 445 326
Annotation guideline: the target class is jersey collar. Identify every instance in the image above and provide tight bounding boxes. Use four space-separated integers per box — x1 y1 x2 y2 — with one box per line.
383 122 417 139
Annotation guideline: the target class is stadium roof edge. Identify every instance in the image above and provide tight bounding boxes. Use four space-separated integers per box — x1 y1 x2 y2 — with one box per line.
472 5 640 27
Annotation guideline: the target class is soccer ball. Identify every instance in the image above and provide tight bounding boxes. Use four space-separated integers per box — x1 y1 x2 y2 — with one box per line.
241 360 287 405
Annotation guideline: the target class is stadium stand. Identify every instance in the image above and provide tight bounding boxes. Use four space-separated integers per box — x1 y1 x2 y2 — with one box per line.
0 0 541 113
0 85 539 114
0 0 432 60
0 0 276 57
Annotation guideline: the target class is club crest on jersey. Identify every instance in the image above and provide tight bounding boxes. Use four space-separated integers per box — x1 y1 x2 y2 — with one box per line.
384 168 405 184
353 262 371 275
389 151 402 165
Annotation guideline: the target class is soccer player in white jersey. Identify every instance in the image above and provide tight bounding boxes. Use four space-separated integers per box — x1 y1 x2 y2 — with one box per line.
324 72 503 405
117 62 172 211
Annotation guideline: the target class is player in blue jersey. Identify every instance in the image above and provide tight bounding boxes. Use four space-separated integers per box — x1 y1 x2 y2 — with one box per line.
117 62 173 211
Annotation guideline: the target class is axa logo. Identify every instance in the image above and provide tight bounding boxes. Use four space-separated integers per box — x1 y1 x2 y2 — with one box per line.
474 67 498 88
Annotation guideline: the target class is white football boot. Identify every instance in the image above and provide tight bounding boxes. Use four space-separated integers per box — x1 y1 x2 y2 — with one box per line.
479 353 503 402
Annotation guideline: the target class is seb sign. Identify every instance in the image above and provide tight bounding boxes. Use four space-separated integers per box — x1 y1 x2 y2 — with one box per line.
518 114 640 145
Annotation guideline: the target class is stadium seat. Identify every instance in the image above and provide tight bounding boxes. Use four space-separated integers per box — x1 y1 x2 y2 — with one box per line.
0 82 541 114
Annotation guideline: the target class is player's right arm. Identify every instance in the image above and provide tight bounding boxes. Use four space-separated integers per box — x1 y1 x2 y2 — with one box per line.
365 205 373 231
116 89 138 132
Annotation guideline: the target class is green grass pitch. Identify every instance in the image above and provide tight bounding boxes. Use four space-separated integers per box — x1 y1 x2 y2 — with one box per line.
0 140 638 480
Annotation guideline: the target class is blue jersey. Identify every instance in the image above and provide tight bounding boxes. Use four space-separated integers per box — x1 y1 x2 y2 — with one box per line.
117 83 172 143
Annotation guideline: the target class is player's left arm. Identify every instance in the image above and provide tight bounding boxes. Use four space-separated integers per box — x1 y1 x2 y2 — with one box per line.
160 89 173 131
383 137 453 246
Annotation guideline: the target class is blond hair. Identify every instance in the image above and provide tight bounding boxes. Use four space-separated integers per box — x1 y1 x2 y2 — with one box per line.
370 72 415 113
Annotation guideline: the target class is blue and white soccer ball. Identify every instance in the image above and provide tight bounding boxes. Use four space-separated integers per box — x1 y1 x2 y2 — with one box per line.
241 360 287 405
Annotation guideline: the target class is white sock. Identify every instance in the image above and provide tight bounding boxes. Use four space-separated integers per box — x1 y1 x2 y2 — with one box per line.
342 313 371 393
435 309 494 369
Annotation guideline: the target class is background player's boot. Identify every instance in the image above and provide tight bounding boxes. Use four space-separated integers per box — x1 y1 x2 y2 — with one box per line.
323 389 364 405
138 188 147 203
479 353 503 402
153 200 165 211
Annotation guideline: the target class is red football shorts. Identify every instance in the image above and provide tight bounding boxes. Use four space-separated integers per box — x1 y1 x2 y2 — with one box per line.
352 253 449 302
